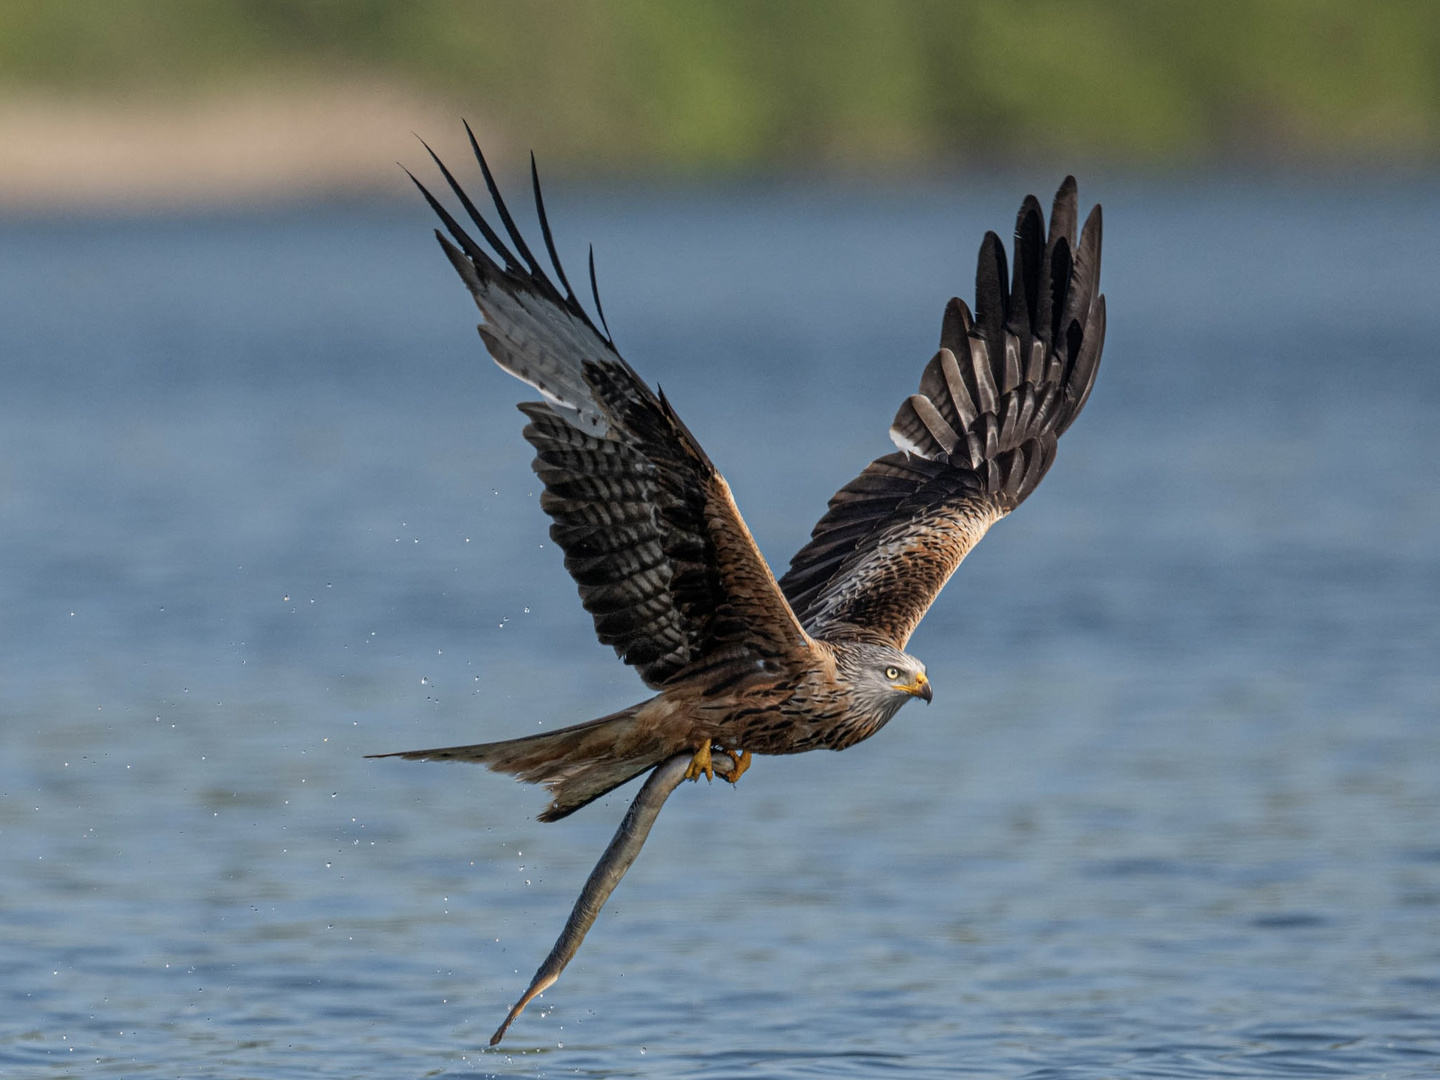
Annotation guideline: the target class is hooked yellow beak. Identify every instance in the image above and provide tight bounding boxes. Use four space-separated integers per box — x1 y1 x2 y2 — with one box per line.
895 671 932 703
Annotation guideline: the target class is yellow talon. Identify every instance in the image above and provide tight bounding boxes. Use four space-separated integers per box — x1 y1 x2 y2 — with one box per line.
683 743 714 782
684 745 751 784
724 749 752 783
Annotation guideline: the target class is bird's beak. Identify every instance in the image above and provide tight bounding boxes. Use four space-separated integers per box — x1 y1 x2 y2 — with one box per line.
899 672 932 704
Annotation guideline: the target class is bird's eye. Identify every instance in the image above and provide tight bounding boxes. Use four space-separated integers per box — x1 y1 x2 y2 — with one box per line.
885 666 900 680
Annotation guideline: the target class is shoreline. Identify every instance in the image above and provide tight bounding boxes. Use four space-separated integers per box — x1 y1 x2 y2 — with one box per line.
4 84 1436 214
0 82 496 211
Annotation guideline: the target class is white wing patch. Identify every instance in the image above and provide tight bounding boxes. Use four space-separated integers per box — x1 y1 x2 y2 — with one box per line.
470 278 611 437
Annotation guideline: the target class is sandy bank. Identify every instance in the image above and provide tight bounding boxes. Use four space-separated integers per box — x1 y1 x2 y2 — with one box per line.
0 82 501 211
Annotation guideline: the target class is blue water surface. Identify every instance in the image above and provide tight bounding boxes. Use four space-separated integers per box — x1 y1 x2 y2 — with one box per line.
0 172 1437 1078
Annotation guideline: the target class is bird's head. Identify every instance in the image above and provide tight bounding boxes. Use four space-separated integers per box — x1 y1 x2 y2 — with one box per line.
833 640 932 722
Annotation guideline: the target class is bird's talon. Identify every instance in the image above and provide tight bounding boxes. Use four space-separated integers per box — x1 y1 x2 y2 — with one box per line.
683 743 714 782
723 749 751 784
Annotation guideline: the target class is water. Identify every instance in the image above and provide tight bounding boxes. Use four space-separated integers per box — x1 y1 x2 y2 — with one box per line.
1 174 1437 1078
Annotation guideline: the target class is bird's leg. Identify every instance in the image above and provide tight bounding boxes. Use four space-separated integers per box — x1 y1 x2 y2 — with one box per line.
683 742 715 782
683 744 750 784
722 749 751 783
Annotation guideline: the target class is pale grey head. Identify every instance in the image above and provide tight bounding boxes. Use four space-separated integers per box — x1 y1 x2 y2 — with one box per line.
831 639 932 731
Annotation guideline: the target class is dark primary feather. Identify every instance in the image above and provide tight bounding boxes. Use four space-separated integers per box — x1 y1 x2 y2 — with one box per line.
419 134 808 688
779 179 1105 648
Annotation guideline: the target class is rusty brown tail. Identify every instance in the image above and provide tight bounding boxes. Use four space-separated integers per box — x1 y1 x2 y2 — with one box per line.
367 704 672 821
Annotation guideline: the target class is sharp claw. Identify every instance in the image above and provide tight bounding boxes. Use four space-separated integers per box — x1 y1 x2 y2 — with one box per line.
725 750 752 784
683 745 752 784
683 743 714 783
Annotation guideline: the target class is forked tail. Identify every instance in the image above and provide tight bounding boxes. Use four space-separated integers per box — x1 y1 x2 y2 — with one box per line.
368 704 671 821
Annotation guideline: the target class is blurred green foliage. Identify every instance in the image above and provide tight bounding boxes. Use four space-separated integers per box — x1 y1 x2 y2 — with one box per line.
2 0 1437 169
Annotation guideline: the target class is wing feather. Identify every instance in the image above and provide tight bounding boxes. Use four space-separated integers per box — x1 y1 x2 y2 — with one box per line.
421 135 809 686
779 179 1104 647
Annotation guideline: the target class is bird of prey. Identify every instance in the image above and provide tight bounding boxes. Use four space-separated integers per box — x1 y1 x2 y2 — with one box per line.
377 132 1103 821
374 128 1103 1043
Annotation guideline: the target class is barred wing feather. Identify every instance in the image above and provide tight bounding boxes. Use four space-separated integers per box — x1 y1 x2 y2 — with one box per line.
779 178 1105 648
418 128 809 688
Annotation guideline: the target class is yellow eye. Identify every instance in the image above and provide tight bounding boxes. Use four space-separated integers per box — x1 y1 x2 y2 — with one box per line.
885 666 900 680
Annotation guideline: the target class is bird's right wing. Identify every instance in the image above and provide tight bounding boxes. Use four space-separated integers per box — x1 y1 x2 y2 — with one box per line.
779 179 1104 649
416 128 810 689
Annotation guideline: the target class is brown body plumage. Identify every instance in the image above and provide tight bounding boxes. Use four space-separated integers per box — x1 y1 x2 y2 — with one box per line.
373 127 1104 824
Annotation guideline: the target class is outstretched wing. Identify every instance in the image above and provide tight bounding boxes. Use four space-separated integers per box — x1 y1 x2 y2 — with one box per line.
779 178 1104 648
416 126 809 688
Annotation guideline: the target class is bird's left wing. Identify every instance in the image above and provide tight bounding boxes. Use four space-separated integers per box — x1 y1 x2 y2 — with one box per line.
415 128 809 688
779 179 1104 649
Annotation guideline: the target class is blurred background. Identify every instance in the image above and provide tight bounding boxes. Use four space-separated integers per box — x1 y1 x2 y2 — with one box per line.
4 0 1440 206
2 3 1438 1078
